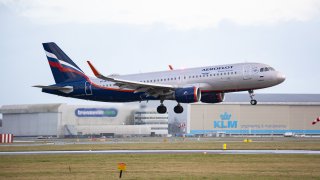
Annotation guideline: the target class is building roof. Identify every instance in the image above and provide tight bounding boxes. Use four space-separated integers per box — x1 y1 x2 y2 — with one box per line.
0 104 63 114
222 93 320 105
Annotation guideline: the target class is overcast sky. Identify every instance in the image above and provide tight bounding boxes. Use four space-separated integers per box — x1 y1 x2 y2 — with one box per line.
1 0 320 107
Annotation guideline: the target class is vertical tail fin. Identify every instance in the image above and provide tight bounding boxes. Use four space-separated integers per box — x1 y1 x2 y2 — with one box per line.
43 42 87 83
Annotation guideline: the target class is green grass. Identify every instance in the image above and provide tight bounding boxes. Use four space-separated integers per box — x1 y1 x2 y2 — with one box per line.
1 139 320 152
0 154 319 179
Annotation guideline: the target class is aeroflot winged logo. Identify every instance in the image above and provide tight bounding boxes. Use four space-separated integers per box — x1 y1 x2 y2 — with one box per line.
75 108 118 117
213 112 238 128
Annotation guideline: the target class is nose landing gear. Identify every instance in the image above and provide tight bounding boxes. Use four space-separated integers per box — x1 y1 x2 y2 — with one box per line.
248 90 257 105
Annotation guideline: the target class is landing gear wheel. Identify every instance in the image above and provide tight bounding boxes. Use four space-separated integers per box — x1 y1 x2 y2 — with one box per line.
157 105 167 114
174 104 184 114
248 90 257 105
250 99 257 105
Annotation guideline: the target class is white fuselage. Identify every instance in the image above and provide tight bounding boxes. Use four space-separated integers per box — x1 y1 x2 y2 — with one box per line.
90 62 285 93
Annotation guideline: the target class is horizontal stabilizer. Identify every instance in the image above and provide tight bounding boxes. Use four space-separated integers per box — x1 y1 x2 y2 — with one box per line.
33 85 73 93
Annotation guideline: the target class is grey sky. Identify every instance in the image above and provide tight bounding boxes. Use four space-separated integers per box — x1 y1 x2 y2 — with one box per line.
1 0 320 107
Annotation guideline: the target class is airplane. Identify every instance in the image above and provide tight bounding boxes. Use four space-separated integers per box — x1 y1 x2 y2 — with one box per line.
34 42 286 114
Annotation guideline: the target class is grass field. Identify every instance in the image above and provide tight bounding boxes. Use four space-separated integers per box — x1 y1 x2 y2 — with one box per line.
1 138 320 152
1 154 320 179
1 138 320 179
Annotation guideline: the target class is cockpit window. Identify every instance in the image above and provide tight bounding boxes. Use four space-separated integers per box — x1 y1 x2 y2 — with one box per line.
260 67 275 72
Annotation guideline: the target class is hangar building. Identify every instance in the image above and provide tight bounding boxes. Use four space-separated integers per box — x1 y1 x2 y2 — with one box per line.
0 104 168 137
188 94 320 135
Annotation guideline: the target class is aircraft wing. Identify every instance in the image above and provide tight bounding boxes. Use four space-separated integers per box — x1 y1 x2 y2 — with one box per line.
87 61 176 97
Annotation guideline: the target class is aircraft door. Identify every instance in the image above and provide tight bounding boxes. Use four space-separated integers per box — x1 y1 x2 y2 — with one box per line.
243 65 252 80
85 81 92 95
258 67 265 81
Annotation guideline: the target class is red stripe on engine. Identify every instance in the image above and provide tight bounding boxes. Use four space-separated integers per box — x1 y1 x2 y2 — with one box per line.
194 87 198 102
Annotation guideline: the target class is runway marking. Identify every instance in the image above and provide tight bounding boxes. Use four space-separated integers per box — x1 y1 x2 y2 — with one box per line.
1 150 320 155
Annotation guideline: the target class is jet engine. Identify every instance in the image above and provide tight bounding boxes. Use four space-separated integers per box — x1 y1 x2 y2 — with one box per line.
200 92 225 103
175 87 201 103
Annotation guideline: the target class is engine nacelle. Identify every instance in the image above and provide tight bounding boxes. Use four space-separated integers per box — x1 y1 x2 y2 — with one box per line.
200 92 225 103
175 87 201 103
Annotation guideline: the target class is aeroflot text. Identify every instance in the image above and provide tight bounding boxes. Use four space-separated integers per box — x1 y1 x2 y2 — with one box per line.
202 66 233 72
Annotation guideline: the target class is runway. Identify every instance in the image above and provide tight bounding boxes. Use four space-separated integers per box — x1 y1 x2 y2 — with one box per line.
1 149 320 155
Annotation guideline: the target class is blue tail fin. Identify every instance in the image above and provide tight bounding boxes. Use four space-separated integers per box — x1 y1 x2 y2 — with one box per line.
43 42 87 83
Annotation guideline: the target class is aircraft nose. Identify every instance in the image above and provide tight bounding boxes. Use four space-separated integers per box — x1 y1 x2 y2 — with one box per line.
277 72 286 84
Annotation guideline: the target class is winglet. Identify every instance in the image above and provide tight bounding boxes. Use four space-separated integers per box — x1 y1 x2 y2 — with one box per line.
169 65 173 70
87 61 101 77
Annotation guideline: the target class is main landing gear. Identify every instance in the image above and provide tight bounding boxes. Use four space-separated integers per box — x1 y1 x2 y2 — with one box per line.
157 100 167 114
157 105 167 114
248 90 257 105
174 103 183 114
157 101 184 114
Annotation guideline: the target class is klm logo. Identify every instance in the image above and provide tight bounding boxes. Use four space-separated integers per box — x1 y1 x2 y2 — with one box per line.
214 112 238 128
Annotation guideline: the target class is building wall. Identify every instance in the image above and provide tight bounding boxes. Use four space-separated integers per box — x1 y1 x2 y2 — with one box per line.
77 125 151 135
190 104 320 135
2 113 59 136
59 104 136 136
134 109 169 135
0 104 141 137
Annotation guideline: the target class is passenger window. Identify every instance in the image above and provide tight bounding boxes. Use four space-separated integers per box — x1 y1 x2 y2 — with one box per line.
260 68 264 72
264 67 269 71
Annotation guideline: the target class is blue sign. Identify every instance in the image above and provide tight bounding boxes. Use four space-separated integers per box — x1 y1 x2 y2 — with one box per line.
75 108 118 117
214 112 238 128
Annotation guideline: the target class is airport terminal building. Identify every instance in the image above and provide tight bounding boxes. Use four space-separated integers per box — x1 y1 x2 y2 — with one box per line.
0 104 168 137
1 94 319 137
188 94 320 136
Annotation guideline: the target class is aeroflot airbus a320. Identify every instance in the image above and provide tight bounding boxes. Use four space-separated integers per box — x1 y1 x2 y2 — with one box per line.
34 42 286 114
